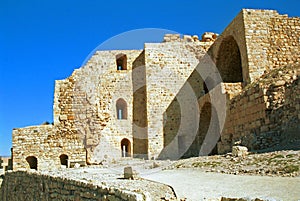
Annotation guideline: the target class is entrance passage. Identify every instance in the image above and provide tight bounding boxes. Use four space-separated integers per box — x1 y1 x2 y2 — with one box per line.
26 156 37 170
121 138 131 157
59 154 68 167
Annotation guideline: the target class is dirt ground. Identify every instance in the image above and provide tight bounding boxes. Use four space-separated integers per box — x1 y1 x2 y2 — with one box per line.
106 150 300 200
167 150 300 177
143 169 300 201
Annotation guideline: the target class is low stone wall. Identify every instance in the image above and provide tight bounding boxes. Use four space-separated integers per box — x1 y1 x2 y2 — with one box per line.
12 125 86 171
0 171 176 201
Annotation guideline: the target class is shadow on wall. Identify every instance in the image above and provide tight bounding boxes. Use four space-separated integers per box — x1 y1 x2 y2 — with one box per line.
160 62 300 158
181 102 220 158
159 61 221 159
132 51 148 159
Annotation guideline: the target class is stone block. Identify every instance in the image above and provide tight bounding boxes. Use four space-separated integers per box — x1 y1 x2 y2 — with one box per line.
183 35 193 42
59 115 68 121
124 166 139 180
232 146 248 158
192 35 199 41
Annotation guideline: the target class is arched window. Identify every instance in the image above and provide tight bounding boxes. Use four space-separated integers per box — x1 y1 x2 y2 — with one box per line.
121 138 131 157
59 154 68 167
26 156 37 170
116 53 127 70
116 98 127 120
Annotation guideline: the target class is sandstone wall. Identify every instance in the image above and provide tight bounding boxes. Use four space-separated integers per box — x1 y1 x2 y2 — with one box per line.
144 41 211 159
12 125 85 170
267 15 300 69
159 54 225 159
243 9 300 79
0 171 176 201
54 50 143 164
242 9 279 83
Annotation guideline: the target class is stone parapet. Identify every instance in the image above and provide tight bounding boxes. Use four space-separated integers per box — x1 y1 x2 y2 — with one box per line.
0 170 177 201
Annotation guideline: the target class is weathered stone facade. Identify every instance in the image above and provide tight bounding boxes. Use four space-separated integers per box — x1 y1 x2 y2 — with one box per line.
12 8 300 170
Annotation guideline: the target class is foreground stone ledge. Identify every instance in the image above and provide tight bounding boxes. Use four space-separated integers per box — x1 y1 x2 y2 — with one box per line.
0 170 176 201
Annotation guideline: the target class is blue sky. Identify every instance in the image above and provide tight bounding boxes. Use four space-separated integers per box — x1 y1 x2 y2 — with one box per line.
1 0 300 156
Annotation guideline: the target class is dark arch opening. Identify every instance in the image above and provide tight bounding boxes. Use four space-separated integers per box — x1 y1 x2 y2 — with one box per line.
116 53 127 70
121 138 131 157
216 36 243 83
116 98 128 120
26 156 37 170
59 154 68 166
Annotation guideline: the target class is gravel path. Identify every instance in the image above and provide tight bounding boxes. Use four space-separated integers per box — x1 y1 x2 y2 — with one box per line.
143 169 300 201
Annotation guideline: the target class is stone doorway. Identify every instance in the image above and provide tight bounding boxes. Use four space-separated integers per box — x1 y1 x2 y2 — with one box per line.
26 156 37 170
121 138 131 157
59 154 68 167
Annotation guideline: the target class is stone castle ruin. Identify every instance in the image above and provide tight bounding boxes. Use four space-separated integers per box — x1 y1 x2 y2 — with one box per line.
12 9 300 170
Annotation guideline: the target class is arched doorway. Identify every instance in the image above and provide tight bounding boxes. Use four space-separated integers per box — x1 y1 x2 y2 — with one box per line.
216 36 243 83
121 138 131 157
59 154 68 167
26 156 37 170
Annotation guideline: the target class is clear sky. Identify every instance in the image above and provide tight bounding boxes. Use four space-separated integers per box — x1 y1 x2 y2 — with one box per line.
1 0 300 156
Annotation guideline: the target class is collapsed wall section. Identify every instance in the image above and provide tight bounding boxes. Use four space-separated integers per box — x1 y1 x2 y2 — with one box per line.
219 65 300 153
